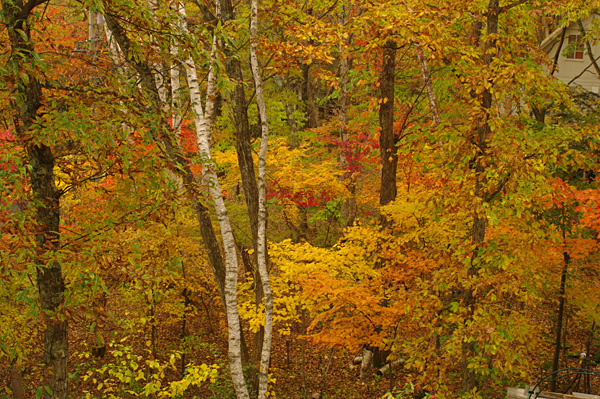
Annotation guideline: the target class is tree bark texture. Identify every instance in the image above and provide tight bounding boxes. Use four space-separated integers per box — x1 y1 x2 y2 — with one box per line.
359 347 373 379
249 1 274 396
2 1 68 397
302 63 319 129
10 363 26 399
169 1 182 142
31 147 67 399
379 42 397 212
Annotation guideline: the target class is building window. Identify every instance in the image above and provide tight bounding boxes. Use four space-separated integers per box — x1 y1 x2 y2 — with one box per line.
566 34 585 60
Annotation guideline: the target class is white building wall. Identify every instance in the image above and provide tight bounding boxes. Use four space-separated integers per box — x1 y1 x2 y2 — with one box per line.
543 17 600 93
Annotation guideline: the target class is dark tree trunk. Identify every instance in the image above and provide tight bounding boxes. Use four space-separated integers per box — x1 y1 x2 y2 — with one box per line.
584 322 595 393
302 64 319 129
219 0 263 374
337 11 357 228
107 8 255 367
532 107 546 124
31 144 67 399
219 0 259 246
10 363 26 399
359 41 397 378
181 261 190 377
103 11 258 366
379 42 397 213
550 249 569 392
460 1 500 393
2 1 68 397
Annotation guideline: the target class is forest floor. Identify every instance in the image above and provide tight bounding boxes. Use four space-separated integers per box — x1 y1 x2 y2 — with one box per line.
0 286 403 399
3 285 600 398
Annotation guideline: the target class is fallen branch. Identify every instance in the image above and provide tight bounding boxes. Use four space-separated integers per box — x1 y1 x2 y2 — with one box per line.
376 359 405 376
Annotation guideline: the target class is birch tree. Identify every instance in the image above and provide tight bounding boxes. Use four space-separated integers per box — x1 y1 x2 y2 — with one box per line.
103 3 250 396
249 0 273 396
175 2 250 397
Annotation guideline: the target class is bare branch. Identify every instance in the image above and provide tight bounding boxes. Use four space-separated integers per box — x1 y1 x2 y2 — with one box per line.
551 27 566 76
578 19 600 77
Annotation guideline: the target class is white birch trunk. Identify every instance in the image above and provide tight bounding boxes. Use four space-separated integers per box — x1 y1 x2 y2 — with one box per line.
415 44 441 125
249 0 273 397
103 22 123 69
168 3 184 192
169 2 182 141
147 0 168 108
177 2 249 398
205 23 219 148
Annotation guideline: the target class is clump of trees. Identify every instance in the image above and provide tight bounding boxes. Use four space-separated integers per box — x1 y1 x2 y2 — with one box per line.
2 0 600 398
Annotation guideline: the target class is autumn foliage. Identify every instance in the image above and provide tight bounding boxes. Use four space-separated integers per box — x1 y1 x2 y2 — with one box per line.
4 0 600 399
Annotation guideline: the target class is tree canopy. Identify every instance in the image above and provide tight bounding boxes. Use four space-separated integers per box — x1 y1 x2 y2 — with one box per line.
3 0 600 398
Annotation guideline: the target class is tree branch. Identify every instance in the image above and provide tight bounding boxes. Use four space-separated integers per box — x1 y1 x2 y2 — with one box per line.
578 19 600 77
41 83 131 101
567 53 600 86
17 0 50 21
501 0 529 11
551 27 566 76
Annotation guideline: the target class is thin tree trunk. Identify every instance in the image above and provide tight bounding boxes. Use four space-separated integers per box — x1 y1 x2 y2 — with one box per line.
379 41 397 213
584 322 595 393
551 211 570 392
337 7 357 228
415 44 441 125
219 0 259 245
284 98 299 137
249 1 274 396
2 1 68 397
149 288 157 359
532 21 565 124
103 5 250 387
577 20 600 77
460 1 500 393
177 2 249 396
404 2 440 127
169 1 182 142
10 362 26 399
219 0 262 372
300 310 309 398
147 0 168 108
181 260 190 377
302 63 319 129
550 28 566 76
